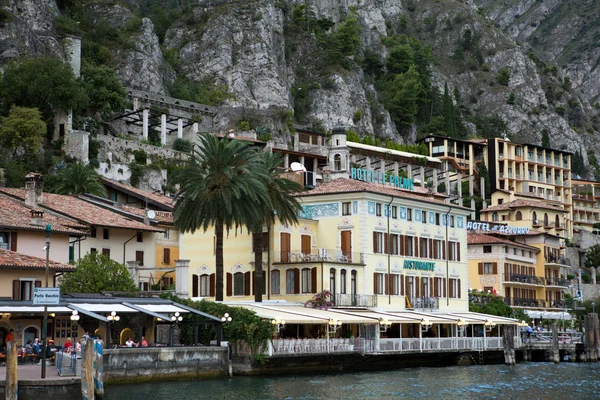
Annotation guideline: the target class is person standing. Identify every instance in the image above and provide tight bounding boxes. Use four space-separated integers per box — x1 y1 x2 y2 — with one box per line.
526 325 533 342
5 329 14 343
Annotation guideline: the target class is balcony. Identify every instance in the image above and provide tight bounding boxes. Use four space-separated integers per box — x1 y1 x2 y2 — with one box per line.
504 297 545 308
545 254 569 266
533 219 542 227
334 294 377 308
503 274 545 286
555 223 566 230
273 249 364 264
543 221 555 229
407 296 439 310
545 277 570 287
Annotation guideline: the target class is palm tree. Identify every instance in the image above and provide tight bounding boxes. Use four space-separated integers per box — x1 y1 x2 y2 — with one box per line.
251 152 303 302
173 133 270 301
50 162 107 196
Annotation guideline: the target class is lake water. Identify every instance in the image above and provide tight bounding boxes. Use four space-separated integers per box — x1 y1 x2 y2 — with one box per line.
105 362 600 399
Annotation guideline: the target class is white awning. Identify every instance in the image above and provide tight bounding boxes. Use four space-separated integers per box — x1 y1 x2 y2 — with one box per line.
0 306 72 313
73 303 138 313
242 305 326 324
447 312 520 325
135 304 189 313
525 310 572 320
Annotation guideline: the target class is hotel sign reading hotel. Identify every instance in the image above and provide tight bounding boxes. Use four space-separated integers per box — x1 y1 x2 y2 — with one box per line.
465 221 530 235
350 168 414 190
403 260 435 271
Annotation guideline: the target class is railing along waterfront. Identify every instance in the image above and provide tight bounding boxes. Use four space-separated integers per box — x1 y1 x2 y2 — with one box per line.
274 249 364 264
334 294 377 307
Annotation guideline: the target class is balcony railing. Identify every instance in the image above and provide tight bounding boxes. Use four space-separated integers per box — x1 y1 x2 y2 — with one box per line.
543 221 555 228
533 219 542 227
503 274 545 286
334 294 377 308
545 254 569 266
505 297 545 308
407 296 440 310
545 277 570 287
274 249 364 264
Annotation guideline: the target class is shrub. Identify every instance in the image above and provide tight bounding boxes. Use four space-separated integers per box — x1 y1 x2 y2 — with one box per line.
133 149 148 164
238 120 251 131
507 92 516 105
555 105 566 116
172 138 193 153
353 109 363 123
481 63 490 72
496 67 511 86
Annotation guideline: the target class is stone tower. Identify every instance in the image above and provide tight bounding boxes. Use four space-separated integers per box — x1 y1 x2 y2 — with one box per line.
328 126 350 180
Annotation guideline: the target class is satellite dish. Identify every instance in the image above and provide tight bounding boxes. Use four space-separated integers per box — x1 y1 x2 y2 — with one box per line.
290 162 307 172
146 210 156 219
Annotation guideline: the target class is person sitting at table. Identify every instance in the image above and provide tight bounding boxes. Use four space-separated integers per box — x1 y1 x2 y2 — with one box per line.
5 329 14 343
125 337 135 347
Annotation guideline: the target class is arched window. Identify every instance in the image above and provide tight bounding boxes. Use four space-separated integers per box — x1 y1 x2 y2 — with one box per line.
533 211 538 224
555 215 560 228
351 270 357 296
492 212 499 221
340 269 347 294
544 213 549 226
515 211 522 221
271 270 280 295
199 274 210 297
233 272 244 296
334 154 342 171
23 326 39 346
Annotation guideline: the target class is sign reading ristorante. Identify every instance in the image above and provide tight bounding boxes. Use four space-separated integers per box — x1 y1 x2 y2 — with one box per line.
403 260 435 271
350 168 414 190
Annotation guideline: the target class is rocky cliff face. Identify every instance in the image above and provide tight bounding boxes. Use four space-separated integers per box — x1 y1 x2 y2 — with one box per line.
2 0 599 172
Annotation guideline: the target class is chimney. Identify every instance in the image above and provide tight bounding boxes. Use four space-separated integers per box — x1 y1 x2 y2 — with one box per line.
30 210 44 227
24 173 44 208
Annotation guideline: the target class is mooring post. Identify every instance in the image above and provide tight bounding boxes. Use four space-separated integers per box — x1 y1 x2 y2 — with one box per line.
584 314 598 362
592 313 600 361
551 322 560 364
502 325 516 365
94 339 104 399
82 340 95 400
6 341 18 400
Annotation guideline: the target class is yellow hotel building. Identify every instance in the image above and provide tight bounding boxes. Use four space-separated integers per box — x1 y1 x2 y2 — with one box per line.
181 177 471 312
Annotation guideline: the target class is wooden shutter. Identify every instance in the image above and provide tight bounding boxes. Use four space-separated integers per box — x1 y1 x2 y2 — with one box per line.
384 274 389 295
428 239 433 258
311 267 317 293
374 273 378 294
478 262 483 275
163 248 171 264
10 232 17 251
35 281 42 288
301 235 311 255
433 240 438 259
415 276 420 298
210 274 215 297
136 251 144 266
12 280 20 300
443 278 447 298
492 262 498 274
192 275 199 297
415 238 420 257
373 232 378 253
226 273 232 297
252 271 256 295
433 278 438 297
400 274 404 295
384 233 389 254
457 279 461 298
400 235 405 256
442 240 446 260
294 268 300 294
244 272 251 296
457 243 461 261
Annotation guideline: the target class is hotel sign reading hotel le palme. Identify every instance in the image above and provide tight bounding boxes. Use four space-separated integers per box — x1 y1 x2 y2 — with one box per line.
350 168 414 190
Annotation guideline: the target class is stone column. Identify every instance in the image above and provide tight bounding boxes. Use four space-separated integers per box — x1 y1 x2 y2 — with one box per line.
480 176 487 209
175 259 190 297
394 162 399 177
432 168 438 191
293 131 299 151
313 158 318 175
192 122 199 136
161 114 167 145
457 173 463 205
419 166 425 186
133 97 139 111
300 156 305 167
445 172 451 196
284 154 290 169
406 164 412 179
177 118 183 139
142 109 149 141
365 156 371 170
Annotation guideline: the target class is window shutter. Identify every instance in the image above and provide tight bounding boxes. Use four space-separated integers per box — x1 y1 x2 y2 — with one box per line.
210 274 215 297
12 280 20 300
428 239 433 258
226 273 232 297
457 243 461 261
478 262 483 275
244 272 251 296
458 279 462 298
384 274 389 295
384 233 389 254
433 240 438 259
415 238 420 258
192 275 199 297
10 232 17 251
35 281 42 288
373 273 378 294
433 278 438 297
442 240 446 260
400 235 405 256
492 262 498 274
415 276 420 298
163 248 171 264
311 267 317 293
294 268 300 294
400 274 404 295
443 278 447 298
373 232 377 253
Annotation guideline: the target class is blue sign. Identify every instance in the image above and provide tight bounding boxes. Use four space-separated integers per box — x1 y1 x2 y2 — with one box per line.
350 168 414 190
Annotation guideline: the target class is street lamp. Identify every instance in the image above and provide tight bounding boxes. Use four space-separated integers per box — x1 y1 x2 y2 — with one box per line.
420 318 433 332
484 319 496 332
221 313 232 323
41 223 52 379
107 311 120 348
457 318 468 335
271 318 286 335
328 319 342 334
379 318 391 333
171 311 183 323
70 310 80 322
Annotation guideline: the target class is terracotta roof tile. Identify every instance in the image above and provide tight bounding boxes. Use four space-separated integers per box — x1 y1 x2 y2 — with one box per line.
0 195 86 235
467 233 540 252
0 188 163 232
481 199 563 213
101 178 173 210
118 205 174 224
0 249 76 271
301 178 469 209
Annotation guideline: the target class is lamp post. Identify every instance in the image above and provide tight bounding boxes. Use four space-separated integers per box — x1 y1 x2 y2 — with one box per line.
107 311 120 348
41 223 51 379
271 318 285 336
169 312 183 346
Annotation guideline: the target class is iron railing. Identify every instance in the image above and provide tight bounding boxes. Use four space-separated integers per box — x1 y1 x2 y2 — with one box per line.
334 294 377 307
503 274 545 286
273 249 364 264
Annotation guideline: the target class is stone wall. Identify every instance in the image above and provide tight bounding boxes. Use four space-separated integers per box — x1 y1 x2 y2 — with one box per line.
581 284 600 301
0 378 80 400
65 129 89 163
103 346 228 383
